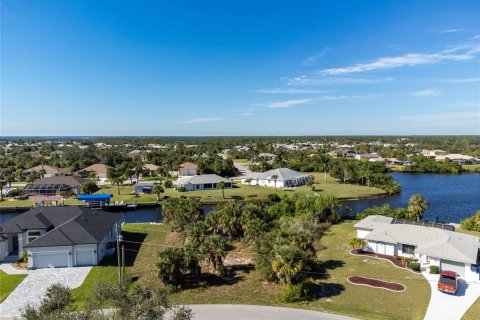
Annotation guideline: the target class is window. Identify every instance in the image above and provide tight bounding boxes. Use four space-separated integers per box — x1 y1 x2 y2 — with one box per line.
402 244 415 255
27 230 41 243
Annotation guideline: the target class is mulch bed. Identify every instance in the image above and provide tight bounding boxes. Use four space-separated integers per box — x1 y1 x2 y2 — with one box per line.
347 276 406 292
351 250 420 273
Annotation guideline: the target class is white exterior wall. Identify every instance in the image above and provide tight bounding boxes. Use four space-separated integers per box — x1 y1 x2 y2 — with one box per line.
242 178 285 188
363 240 395 256
27 245 73 268
0 240 8 261
465 264 479 282
179 168 197 176
97 226 117 262
356 228 371 239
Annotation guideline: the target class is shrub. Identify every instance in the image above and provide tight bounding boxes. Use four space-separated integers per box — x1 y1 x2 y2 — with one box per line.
177 186 186 192
81 180 99 194
164 180 173 188
279 283 308 302
409 262 421 271
267 193 281 203
18 251 28 263
430 265 440 274
8 188 20 197
348 238 366 252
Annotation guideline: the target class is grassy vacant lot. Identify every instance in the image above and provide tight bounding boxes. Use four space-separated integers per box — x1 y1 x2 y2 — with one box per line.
0 270 27 302
71 223 171 307
72 222 430 319
463 164 480 172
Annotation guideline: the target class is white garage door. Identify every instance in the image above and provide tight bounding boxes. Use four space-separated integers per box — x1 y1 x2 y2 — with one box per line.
441 260 465 277
75 249 94 266
33 251 68 269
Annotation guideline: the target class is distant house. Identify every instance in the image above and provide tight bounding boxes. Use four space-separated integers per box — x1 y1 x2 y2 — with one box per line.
435 154 477 165
354 153 383 162
241 168 311 188
354 215 480 282
24 165 68 178
143 163 160 176
421 149 447 158
22 176 88 196
0 207 122 269
258 153 276 161
128 150 148 161
135 182 154 194
175 174 232 191
77 163 112 181
178 162 198 177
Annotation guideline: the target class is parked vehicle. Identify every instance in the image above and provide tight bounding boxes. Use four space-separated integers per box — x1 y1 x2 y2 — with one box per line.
437 271 459 294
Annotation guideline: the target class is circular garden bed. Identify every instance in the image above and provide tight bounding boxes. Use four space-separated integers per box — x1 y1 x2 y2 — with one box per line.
347 276 406 292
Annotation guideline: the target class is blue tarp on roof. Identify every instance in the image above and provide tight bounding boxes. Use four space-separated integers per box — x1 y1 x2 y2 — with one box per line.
77 194 112 201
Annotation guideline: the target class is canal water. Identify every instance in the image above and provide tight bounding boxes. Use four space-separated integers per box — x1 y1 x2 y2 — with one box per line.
1 173 478 224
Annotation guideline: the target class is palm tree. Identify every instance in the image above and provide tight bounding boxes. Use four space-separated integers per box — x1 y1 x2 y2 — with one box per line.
203 234 227 275
216 181 226 199
407 194 429 221
271 174 278 192
153 183 164 202
271 245 305 284
112 176 123 195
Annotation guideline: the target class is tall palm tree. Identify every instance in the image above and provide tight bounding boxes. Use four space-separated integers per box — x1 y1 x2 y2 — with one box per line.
112 176 123 195
407 194 429 221
153 183 164 202
216 181 226 199
271 245 305 284
0 180 6 200
271 174 278 192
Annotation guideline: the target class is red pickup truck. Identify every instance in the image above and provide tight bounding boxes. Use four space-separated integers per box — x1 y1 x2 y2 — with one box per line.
437 271 459 294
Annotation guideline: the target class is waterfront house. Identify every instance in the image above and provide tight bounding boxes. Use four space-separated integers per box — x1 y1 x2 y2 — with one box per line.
22 176 88 196
175 174 232 191
241 168 311 188
354 215 480 282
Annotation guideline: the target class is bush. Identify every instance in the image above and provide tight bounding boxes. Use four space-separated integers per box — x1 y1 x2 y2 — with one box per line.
81 181 99 194
430 265 440 274
279 283 308 302
267 193 281 203
409 262 421 271
164 180 173 188
18 251 28 263
7 188 20 197
177 186 186 192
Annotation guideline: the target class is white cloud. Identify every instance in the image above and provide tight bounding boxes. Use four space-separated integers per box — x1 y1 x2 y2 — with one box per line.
440 28 463 33
411 89 441 97
318 45 479 75
303 47 330 66
255 88 328 94
180 117 223 124
240 112 254 116
434 77 480 83
472 34 480 39
267 99 312 109
265 94 381 109
285 76 393 86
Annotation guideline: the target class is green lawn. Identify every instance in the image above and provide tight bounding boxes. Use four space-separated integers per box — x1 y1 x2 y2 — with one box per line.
463 297 480 320
463 164 480 172
0 270 27 302
70 223 171 307
73 221 430 319
455 226 480 237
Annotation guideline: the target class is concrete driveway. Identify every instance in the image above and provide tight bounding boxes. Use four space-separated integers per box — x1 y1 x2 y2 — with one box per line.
187 305 357 320
422 271 480 320
0 266 91 318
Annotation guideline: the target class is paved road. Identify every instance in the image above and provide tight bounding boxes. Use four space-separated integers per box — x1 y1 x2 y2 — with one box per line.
422 271 480 320
187 305 357 320
232 162 252 179
0 266 92 317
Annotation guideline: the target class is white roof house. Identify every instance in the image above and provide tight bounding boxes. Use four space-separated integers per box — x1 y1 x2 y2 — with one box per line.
354 215 480 281
175 174 232 191
241 168 311 188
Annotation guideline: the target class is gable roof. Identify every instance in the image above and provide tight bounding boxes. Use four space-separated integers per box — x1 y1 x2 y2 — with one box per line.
79 163 112 174
25 165 68 175
0 207 123 248
33 176 88 187
179 162 198 169
176 174 230 185
246 168 310 182
354 215 394 230
143 164 160 171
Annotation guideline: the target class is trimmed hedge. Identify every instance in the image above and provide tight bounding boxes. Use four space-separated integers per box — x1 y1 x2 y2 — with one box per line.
429 265 440 274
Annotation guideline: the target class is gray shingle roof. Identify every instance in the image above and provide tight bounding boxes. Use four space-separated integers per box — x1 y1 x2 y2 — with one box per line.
354 215 394 230
245 168 310 182
176 174 231 185
0 207 122 248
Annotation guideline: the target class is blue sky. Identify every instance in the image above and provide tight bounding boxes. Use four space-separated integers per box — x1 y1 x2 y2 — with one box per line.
1 0 479 136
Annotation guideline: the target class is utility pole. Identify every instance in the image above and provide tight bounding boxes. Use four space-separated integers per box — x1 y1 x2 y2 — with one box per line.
121 244 125 278
115 222 121 284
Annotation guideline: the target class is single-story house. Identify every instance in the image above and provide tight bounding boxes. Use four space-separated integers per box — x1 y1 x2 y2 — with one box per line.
77 163 112 181
24 165 68 178
143 164 160 176
0 207 123 269
175 174 232 191
241 168 311 188
435 154 477 165
22 176 89 196
128 150 148 161
135 182 154 194
355 215 480 282
178 162 198 177
354 153 383 162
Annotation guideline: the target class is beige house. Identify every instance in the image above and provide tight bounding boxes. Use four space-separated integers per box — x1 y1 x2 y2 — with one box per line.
178 162 198 177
